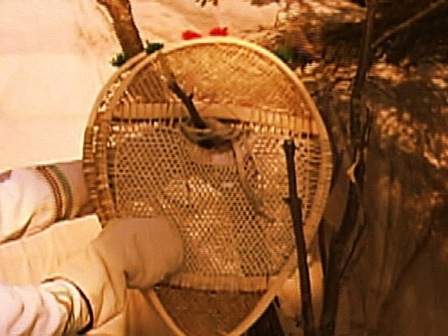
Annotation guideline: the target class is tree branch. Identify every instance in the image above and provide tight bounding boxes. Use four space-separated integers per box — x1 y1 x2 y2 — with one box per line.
97 0 144 57
168 82 207 130
283 139 317 336
319 1 378 335
372 0 447 51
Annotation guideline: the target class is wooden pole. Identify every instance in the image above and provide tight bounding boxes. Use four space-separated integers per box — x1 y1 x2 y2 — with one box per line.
283 139 316 336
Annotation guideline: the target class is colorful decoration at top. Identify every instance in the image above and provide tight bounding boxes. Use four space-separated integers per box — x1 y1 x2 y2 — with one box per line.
111 27 228 67
182 26 229 40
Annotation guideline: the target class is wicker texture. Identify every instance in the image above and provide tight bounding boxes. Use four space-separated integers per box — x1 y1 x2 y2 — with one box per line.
83 37 332 336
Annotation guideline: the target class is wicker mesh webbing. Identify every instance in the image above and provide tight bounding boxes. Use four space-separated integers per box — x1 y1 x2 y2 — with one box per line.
83 37 332 335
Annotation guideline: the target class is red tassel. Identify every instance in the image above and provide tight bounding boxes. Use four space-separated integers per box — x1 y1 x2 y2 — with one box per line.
209 26 229 36
182 30 203 40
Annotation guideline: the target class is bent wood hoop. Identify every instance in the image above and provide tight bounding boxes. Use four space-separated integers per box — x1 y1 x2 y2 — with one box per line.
83 37 332 336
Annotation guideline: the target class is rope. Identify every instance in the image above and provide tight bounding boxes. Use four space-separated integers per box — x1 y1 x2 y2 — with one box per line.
179 117 241 146
232 135 276 224
181 117 275 223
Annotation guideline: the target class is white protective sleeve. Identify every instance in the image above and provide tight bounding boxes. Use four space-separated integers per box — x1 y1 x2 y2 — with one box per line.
0 161 92 244
0 168 55 243
0 280 89 336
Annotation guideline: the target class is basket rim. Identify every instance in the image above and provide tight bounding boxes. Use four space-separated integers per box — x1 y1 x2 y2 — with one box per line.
82 36 333 336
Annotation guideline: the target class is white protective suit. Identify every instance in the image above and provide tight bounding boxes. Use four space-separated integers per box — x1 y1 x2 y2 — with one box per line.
0 163 184 335
0 217 183 335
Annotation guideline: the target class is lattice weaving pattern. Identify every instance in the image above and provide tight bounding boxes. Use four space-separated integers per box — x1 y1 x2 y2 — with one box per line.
83 37 332 336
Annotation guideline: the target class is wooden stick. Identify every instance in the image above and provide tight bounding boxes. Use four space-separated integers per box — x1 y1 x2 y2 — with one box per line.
283 139 316 336
168 81 207 130
168 81 216 149
158 52 215 148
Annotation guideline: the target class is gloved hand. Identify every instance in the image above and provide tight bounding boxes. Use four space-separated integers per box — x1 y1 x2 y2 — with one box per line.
89 216 184 289
43 216 184 333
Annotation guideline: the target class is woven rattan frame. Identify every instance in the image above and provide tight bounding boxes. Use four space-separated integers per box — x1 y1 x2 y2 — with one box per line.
83 37 332 336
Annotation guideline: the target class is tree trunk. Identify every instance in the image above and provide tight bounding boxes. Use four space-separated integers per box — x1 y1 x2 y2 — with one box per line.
97 0 143 57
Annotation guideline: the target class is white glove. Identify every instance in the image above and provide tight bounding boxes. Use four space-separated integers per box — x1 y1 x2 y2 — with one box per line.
44 216 184 332
95 216 184 289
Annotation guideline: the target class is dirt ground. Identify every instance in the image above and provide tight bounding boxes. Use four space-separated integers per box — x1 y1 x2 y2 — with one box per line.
306 57 448 335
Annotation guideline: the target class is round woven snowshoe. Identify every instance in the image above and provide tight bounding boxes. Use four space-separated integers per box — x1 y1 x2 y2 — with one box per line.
83 37 332 336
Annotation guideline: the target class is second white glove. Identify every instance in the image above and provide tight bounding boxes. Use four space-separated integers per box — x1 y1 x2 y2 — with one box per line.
45 216 184 331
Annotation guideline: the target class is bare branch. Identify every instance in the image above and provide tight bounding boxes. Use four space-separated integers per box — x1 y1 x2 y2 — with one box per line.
97 0 143 56
372 0 447 50
319 1 378 335
283 140 317 336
